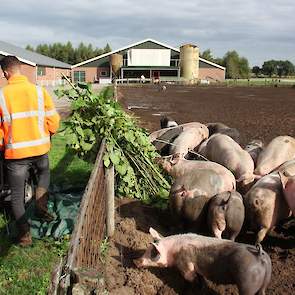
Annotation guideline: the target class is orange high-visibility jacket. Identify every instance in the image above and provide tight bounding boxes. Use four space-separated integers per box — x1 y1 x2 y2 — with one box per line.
0 75 60 159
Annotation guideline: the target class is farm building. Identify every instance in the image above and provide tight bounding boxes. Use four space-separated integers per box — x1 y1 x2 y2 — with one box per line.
0 40 71 87
72 38 225 84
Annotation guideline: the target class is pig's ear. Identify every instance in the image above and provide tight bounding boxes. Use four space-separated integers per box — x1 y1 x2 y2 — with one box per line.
279 171 289 189
253 198 261 208
180 185 187 197
149 227 163 241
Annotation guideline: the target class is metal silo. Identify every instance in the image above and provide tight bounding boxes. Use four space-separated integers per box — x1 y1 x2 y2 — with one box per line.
180 44 199 83
110 54 123 78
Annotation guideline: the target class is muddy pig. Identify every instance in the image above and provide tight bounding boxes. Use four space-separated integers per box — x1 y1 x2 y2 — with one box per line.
168 159 236 231
157 153 236 191
279 171 295 216
160 116 178 129
169 124 209 157
275 159 295 177
134 228 272 295
244 139 264 167
149 122 208 143
169 184 211 232
152 126 183 156
207 191 245 241
198 134 256 187
254 135 295 177
206 122 240 143
244 172 291 243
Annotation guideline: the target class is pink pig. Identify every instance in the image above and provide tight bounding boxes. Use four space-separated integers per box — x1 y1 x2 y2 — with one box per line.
134 228 272 295
279 171 295 216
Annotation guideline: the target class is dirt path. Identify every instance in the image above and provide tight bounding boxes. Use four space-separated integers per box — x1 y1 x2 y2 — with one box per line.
105 85 295 295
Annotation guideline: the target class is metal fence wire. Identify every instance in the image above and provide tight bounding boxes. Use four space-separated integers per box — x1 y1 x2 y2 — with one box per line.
66 139 107 270
48 140 109 294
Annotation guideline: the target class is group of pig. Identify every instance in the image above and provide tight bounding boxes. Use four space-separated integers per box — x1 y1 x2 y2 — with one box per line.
134 117 295 295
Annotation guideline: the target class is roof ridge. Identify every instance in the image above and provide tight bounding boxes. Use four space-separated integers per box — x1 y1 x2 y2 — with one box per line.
71 38 225 70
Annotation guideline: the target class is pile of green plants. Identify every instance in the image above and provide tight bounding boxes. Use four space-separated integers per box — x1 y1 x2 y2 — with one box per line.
55 79 170 205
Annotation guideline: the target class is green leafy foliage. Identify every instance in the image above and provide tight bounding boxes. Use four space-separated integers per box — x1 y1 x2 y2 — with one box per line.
55 80 170 205
26 41 111 65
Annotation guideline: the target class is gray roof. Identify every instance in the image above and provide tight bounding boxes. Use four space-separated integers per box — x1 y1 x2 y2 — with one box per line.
0 40 71 69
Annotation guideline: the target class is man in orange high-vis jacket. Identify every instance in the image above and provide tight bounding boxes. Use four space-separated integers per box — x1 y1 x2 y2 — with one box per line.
0 56 60 246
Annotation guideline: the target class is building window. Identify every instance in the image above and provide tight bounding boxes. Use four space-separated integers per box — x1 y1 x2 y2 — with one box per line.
100 71 108 77
74 71 86 82
37 66 46 76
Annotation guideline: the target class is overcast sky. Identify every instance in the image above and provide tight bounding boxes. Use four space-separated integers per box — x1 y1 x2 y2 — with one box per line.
0 0 294 66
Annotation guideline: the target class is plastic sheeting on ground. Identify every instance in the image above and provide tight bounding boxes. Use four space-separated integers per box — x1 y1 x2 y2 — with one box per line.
9 191 83 239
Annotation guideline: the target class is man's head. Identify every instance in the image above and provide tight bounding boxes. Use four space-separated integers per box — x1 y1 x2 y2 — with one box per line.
0 55 21 80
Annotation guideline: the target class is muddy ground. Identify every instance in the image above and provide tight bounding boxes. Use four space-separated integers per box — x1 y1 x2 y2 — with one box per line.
105 85 295 295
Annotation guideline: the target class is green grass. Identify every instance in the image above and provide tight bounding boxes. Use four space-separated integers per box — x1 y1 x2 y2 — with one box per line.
0 124 93 295
50 126 93 190
222 78 295 87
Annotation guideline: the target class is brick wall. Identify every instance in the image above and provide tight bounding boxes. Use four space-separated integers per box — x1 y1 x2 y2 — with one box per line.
0 63 36 87
72 66 112 83
37 67 71 86
72 67 97 83
97 67 110 78
199 68 225 81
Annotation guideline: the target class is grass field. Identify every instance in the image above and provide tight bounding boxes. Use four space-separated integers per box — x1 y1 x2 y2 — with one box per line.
223 77 295 87
0 127 93 295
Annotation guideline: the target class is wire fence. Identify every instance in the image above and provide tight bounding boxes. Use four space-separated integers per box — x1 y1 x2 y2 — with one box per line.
48 139 113 294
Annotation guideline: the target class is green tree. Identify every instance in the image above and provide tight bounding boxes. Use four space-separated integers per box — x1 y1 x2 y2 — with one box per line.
280 60 295 76
26 42 112 64
104 43 111 53
200 49 214 62
223 51 250 78
239 57 250 78
252 66 261 77
262 60 295 77
25 45 34 51
262 60 278 77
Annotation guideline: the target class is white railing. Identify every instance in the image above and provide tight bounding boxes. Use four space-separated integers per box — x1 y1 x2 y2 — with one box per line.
116 77 186 84
170 59 180 67
37 79 66 87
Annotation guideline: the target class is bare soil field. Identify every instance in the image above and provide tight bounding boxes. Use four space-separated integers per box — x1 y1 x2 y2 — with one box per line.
105 85 295 295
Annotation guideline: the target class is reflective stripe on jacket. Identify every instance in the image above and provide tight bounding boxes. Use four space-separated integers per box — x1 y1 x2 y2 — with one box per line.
0 75 60 159
0 128 3 151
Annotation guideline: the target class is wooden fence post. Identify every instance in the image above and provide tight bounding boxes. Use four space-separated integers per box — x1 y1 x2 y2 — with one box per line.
114 79 118 102
105 165 115 237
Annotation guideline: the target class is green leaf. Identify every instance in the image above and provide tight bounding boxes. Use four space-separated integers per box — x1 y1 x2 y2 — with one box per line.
125 131 135 143
109 151 120 165
76 126 84 137
78 82 91 90
116 163 127 176
103 154 110 168
81 142 93 151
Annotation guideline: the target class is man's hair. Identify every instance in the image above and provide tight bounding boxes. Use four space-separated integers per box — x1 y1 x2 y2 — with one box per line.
0 55 21 72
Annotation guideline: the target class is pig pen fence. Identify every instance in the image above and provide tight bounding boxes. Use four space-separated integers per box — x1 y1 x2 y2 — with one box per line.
48 139 115 294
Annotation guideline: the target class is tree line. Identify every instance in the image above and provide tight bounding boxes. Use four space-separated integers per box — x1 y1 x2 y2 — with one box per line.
252 60 295 78
200 49 295 79
26 42 111 65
